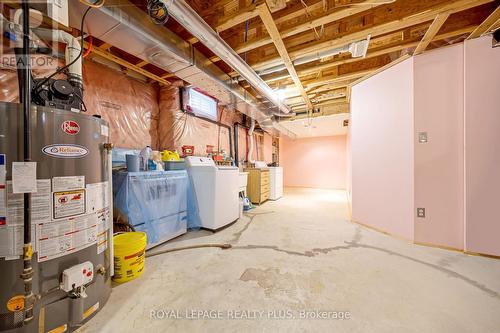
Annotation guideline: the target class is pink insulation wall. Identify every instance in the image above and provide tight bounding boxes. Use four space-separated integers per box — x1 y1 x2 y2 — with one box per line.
350 58 415 240
464 36 500 256
0 58 159 149
413 44 465 250
280 135 347 190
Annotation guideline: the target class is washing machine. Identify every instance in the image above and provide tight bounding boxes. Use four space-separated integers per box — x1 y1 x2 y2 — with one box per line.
185 157 240 230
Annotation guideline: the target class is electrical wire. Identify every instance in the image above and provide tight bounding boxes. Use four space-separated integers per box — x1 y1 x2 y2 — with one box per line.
83 35 93 58
79 0 105 8
34 6 92 94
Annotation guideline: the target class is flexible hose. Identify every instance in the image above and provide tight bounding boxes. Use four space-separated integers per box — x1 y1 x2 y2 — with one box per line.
146 243 232 258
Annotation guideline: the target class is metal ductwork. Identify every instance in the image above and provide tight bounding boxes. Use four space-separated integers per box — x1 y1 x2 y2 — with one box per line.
255 36 372 78
68 0 296 138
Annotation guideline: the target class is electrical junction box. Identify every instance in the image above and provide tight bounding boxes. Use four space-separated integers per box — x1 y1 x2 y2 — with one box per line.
60 261 94 292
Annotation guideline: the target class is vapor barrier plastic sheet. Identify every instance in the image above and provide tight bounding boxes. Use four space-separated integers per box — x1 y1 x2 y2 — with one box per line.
0 52 159 149
113 170 201 247
158 85 244 157
83 61 159 149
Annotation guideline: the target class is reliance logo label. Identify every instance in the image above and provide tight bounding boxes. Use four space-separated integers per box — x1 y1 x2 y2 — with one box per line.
61 121 80 135
42 144 89 159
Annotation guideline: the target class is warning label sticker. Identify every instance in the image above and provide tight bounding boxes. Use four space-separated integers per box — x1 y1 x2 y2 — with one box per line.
53 189 85 219
5 180 52 226
6 295 24 312
96 208 110 254
37 214 98 262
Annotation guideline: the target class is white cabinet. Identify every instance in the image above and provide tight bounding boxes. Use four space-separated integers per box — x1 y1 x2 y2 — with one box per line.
269 167 283 200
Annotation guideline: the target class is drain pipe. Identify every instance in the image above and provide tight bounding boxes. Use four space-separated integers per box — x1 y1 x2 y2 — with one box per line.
159 0 291 115
247 118 256 164
18 0 35 324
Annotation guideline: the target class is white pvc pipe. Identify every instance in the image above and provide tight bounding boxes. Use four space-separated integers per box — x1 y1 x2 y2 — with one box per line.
248 118 256 164
32 28 83 82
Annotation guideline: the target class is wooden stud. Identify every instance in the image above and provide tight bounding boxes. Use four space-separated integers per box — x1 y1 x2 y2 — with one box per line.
414 12 451 55
84 42 171 86
468 5 500 39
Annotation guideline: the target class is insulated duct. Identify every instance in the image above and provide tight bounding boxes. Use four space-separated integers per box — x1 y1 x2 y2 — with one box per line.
68 0 296 138
255 36 372 78
158 0 290 115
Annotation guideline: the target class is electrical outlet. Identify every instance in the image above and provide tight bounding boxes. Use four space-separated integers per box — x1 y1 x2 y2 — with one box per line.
418 132 428 143
417 208 426 218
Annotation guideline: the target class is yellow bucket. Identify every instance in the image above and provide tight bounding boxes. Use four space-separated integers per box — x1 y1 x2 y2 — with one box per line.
113 232 147 283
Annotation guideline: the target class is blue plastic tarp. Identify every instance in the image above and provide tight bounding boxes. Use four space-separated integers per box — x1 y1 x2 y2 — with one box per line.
113 170 201 247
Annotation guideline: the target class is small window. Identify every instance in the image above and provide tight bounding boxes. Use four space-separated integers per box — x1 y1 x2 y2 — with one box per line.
187 88 217 121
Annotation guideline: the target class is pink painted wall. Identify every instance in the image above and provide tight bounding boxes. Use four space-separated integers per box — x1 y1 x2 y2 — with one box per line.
464 36 500 256
281 135 347 189
350 58 415 240
413 44 465 250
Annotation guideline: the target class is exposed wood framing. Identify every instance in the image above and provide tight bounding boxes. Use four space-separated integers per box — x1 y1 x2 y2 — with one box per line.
234 0 388 54
84 42 171 86
251 0 492 72
468 5 500 39
258 3 313 110
216 2 262 32
135 60 149 68
346 53 411 102
414 12 451 55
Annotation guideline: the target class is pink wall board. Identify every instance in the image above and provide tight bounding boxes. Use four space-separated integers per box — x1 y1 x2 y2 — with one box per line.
281 135 347 190
350 58 415 240
413 44 465 250
464 36 500 256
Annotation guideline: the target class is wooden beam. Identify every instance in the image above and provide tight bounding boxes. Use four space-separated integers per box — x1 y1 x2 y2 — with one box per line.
234 0 387 54
294 25 477 78
99 42 112 51
251 0 492 71
348 54 411 88
135 60 149 68
468 5 500 39
216 2 262 33
414 12 450 55
84 42 171 86
258 3 313 110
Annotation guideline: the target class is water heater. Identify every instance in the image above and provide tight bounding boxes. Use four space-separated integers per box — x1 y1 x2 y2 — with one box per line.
0 102 112 332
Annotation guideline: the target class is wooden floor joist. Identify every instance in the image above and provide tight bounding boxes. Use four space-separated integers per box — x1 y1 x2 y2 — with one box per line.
468 5 500 39
251 0 493 72
258 3 313 111
84 42 171 86
414 12 451 55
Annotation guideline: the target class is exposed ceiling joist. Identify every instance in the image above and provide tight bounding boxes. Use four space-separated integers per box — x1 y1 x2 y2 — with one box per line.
251 0 493 72
350 53 411 87
258 3 313 110
84 42 171 86
414 12 451 55
234 0 389 54
216 2 262 32
468 5 500 39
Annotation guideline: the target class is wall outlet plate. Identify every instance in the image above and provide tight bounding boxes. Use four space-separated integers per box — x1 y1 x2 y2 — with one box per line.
418 132 428 143
417 208 426 218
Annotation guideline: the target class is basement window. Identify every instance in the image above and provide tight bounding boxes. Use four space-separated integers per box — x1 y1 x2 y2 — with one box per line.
186 88 218 121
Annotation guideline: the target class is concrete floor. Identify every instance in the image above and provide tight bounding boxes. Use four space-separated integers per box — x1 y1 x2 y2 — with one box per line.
79 188 500 333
